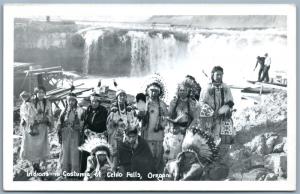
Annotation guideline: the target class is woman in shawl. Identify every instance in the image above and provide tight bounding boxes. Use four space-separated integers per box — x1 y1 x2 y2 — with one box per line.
20 86 52 173
106 89 138 170
57 93 84 179
80 93 108 173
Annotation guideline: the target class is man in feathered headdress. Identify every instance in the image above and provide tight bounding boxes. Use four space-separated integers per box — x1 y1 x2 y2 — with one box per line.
79 135 113 181
164 126 219 181
139 74 168 173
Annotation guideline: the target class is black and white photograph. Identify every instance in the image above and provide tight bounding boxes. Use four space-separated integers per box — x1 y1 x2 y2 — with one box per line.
3 4 296 191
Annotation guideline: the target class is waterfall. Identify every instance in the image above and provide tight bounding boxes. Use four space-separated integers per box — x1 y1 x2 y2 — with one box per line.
127 31 150 76
82 29 104 75
75 26 287 104
79 26 287 86
127 31 188 76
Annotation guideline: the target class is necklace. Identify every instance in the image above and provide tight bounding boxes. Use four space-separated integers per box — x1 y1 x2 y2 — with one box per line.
118 103 126 114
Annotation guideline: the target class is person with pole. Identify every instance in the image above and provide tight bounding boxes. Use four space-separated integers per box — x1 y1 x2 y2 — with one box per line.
254 55 266 81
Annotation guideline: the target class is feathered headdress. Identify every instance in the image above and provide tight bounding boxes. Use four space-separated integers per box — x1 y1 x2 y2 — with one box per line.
184 75 201 100
143 73 168 100
78 129 113 157
181 126 219 165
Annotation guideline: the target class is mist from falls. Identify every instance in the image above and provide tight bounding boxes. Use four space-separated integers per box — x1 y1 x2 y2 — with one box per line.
79 26 287 102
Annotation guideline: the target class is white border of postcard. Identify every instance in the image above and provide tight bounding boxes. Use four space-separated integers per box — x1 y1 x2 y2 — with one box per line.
3 4 296 191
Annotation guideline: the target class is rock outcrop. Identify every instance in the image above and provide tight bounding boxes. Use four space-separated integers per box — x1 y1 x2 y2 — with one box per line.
224 91 287 181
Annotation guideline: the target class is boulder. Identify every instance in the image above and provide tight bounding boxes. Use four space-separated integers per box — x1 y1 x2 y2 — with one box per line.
256 144 268 156
242 167 269 181
223 147 250 165
244 134 267 155
227 152 267 180
264 153 287 176
264 173 278 181
273 138 286 153
225 146 253 179
265 135 279 154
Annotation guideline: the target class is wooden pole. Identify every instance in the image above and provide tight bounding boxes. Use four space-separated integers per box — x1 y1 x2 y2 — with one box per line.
259 85 263 96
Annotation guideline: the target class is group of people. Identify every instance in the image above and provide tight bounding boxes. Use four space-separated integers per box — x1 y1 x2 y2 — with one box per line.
18 65 235 181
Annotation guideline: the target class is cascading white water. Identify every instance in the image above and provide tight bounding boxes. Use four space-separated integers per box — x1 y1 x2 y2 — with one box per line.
82 29 104 75
126 31 189 76
126 28 287 85
127 31 150 76
79 26 287 103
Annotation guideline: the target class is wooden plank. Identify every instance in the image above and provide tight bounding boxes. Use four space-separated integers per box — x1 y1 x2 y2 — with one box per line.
241 87 278 94
24 66 62 74
228 85 248 89
46 83 84 96
247 80 287 90
52 87 94 99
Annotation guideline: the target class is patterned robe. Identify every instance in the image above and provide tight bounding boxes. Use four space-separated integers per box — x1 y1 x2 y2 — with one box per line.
199 83 234 142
